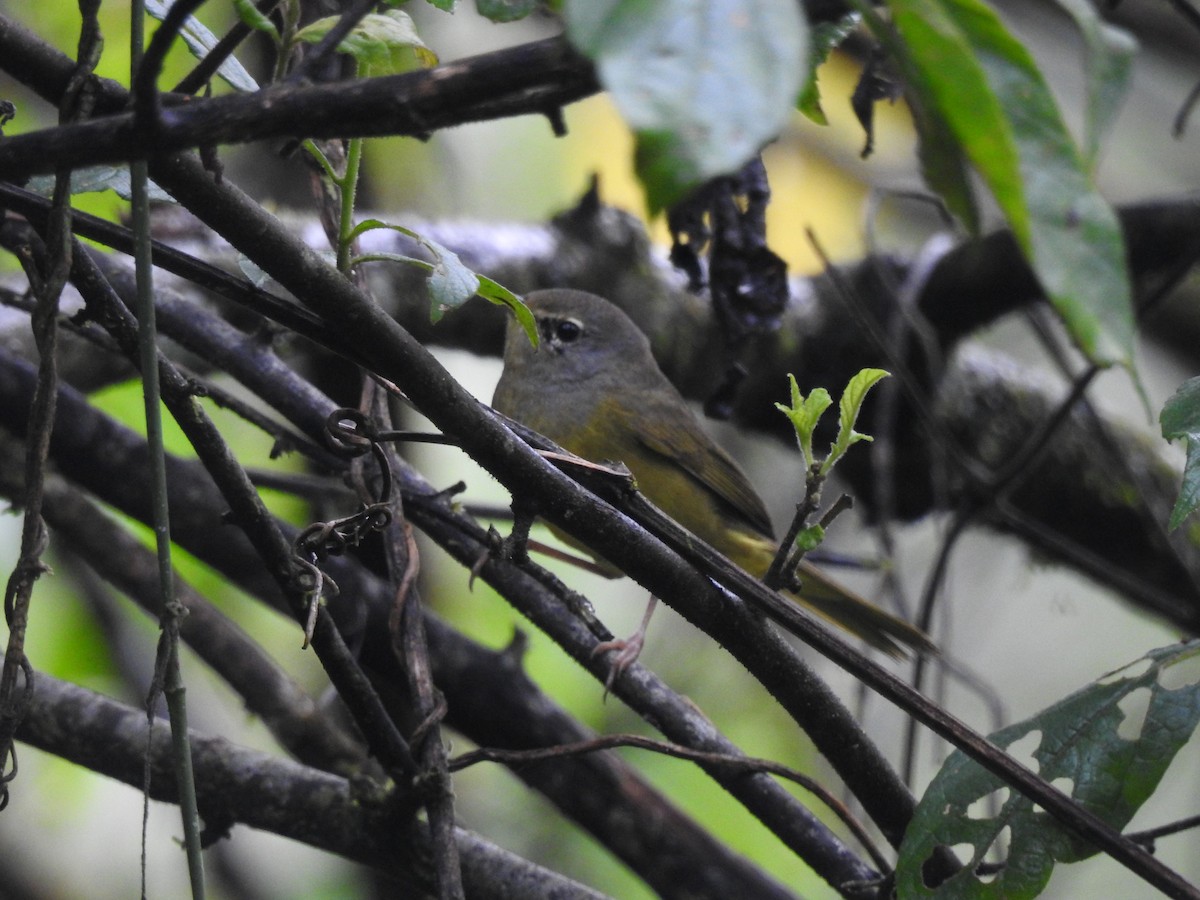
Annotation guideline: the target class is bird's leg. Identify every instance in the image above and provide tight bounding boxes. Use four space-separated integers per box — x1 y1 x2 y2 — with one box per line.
592 594 659 694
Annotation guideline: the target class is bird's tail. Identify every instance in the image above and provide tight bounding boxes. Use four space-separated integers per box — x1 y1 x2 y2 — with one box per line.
788 561 936 658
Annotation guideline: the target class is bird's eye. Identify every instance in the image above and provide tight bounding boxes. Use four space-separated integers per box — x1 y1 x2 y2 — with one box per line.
554 318 583 343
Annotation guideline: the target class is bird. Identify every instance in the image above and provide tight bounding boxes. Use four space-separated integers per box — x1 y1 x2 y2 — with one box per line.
492 288 934 675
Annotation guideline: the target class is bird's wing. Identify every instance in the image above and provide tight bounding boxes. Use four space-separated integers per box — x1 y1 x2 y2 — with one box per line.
627 392 777 541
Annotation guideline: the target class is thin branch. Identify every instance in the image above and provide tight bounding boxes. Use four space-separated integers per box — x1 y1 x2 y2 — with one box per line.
0 343 815 898
0 1 103 810
285 0 375 84
33 471 366 775
451 734 892 875
369 388 464 900
0 184 351 365
173 0 280 95
131 0 208 135
1128 814 1200 850
61 236 421 782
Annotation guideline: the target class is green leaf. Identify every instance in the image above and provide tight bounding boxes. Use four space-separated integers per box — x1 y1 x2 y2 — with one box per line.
476 276 539 347
426 243 479 322
565 0 809 214
794 524 825 552
237 254 280 289
1161 376 1200 530
145 0 259 92
475 0 539 22
296 10 438 75
231 0 280 43
351 251 430 271
241 248 337 288
347 219 482 321
1053 0 1137 170
26 165 173 202
869 0 1133 368
851 1 979 228
824 368 888 474
912 87 980 232
632 130 701 217
775 374 832 470
422 0 458 9
797 13 860 126
897 642 1200 897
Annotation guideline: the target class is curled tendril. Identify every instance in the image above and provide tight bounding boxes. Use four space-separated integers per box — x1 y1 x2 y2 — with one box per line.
358 502 392 534
325 407 377 456
325 409 394 502
293 410 398 647
294 519 348 560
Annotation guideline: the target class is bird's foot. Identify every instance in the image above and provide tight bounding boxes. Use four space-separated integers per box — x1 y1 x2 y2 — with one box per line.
590 595 658 697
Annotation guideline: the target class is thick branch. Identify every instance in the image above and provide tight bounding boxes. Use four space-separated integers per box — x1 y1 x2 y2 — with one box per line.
12 659 608 900
0 26 598 179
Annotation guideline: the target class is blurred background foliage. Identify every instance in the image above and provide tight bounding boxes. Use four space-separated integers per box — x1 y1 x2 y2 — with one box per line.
1 1 1199 899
